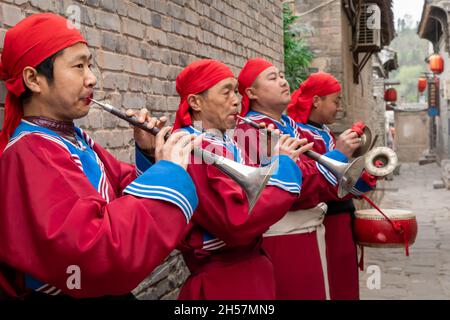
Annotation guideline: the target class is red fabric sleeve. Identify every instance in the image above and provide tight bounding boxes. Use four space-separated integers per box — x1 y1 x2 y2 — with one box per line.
186 163 297 247
0 135 188 298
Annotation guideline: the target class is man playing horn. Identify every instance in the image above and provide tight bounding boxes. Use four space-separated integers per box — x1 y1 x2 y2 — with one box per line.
0 13 200 299
235 58 375 300
287 72 378 300
172 59 312 300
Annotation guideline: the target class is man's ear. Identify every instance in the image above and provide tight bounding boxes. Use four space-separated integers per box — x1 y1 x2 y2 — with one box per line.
312 95 320 108
245 87 257 100
187 94 202 112
22 66 43 94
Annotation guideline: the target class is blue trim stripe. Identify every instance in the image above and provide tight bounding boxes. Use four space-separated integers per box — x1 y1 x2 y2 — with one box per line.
125 183 194 220
267 155 302 195
123 160 198 222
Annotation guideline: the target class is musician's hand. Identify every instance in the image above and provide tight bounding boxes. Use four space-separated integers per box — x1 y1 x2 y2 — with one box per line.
273 135 313 162
257 122 281 158
155 127 202 170
126 108 167 157
336 129 361 158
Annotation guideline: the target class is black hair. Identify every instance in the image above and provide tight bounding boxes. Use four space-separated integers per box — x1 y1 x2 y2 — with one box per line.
20 50 64 102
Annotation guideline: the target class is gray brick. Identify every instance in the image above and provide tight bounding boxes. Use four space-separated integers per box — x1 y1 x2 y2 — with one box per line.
108 92 123 109
128 2 141 21
161 15 172 32
101 31 120 52
95 10 121 32
81 26 101 48
146 94 167 111
160 49 171 65
129 76 145 92
167 2 185 20
88 109 103 129
85 0 99 6
125 56 149 76
151 13 161 28
152 0 167 15
146 27 167 46
141 9 152 25
99 0 116 13
30 0 55 11
96 51 125 71
102 72 129 91
163 81 175 96
166 96 180 112
116 0 128 16
1 3 24 27
127 37 142 57
185 8 199 25
123 17 145 39
123 92 146 109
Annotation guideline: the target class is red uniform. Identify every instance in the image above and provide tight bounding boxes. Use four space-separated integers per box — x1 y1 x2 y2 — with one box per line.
0 13 199 299
176 127 302 300
173 60 303 300
288 72 376 300
235 111 348 300
0 120 198 298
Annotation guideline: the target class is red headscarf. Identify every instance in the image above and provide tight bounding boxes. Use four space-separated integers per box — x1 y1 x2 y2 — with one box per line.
173 59 234 130
237 58 273 116
287 71 341 124
0 13 87 155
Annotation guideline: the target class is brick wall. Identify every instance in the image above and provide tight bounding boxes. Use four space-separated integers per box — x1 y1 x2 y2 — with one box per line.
0 0 284 299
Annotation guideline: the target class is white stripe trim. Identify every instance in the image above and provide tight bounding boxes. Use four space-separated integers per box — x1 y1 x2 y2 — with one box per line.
36 283 49 292
128 182 193 215
317 163 338 186
50 289 62 296
267 181 301 193
123 190 191 222
44 286 57 294
269 177 301 187
125 185 192 216
203 242 227 250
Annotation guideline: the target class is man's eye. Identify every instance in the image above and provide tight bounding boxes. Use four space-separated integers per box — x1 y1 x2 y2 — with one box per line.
88 64 94 69
74 64 84 69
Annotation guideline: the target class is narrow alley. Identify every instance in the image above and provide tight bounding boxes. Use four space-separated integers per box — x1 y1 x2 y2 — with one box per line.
360 163 450 299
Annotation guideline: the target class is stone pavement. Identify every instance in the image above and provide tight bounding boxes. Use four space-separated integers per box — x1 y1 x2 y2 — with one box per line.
358 163 450 299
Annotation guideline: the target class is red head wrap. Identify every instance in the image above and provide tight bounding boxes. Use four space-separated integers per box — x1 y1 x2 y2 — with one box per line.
0 13 87 155
287 72 341 124
237 58 273 116
173 59 234 130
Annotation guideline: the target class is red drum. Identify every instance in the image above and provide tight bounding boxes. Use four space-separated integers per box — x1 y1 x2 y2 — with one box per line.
353 209 417 249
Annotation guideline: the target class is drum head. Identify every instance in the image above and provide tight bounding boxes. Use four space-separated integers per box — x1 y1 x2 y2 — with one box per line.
355 209 415 220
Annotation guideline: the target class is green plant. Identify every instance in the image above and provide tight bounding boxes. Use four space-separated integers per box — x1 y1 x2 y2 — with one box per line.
283 2 314 91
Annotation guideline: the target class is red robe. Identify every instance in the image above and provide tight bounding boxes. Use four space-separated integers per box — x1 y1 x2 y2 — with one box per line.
177 126 302 300
235 112 348 300
0 123 197 298
297 122 375 300
235 111 370 300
